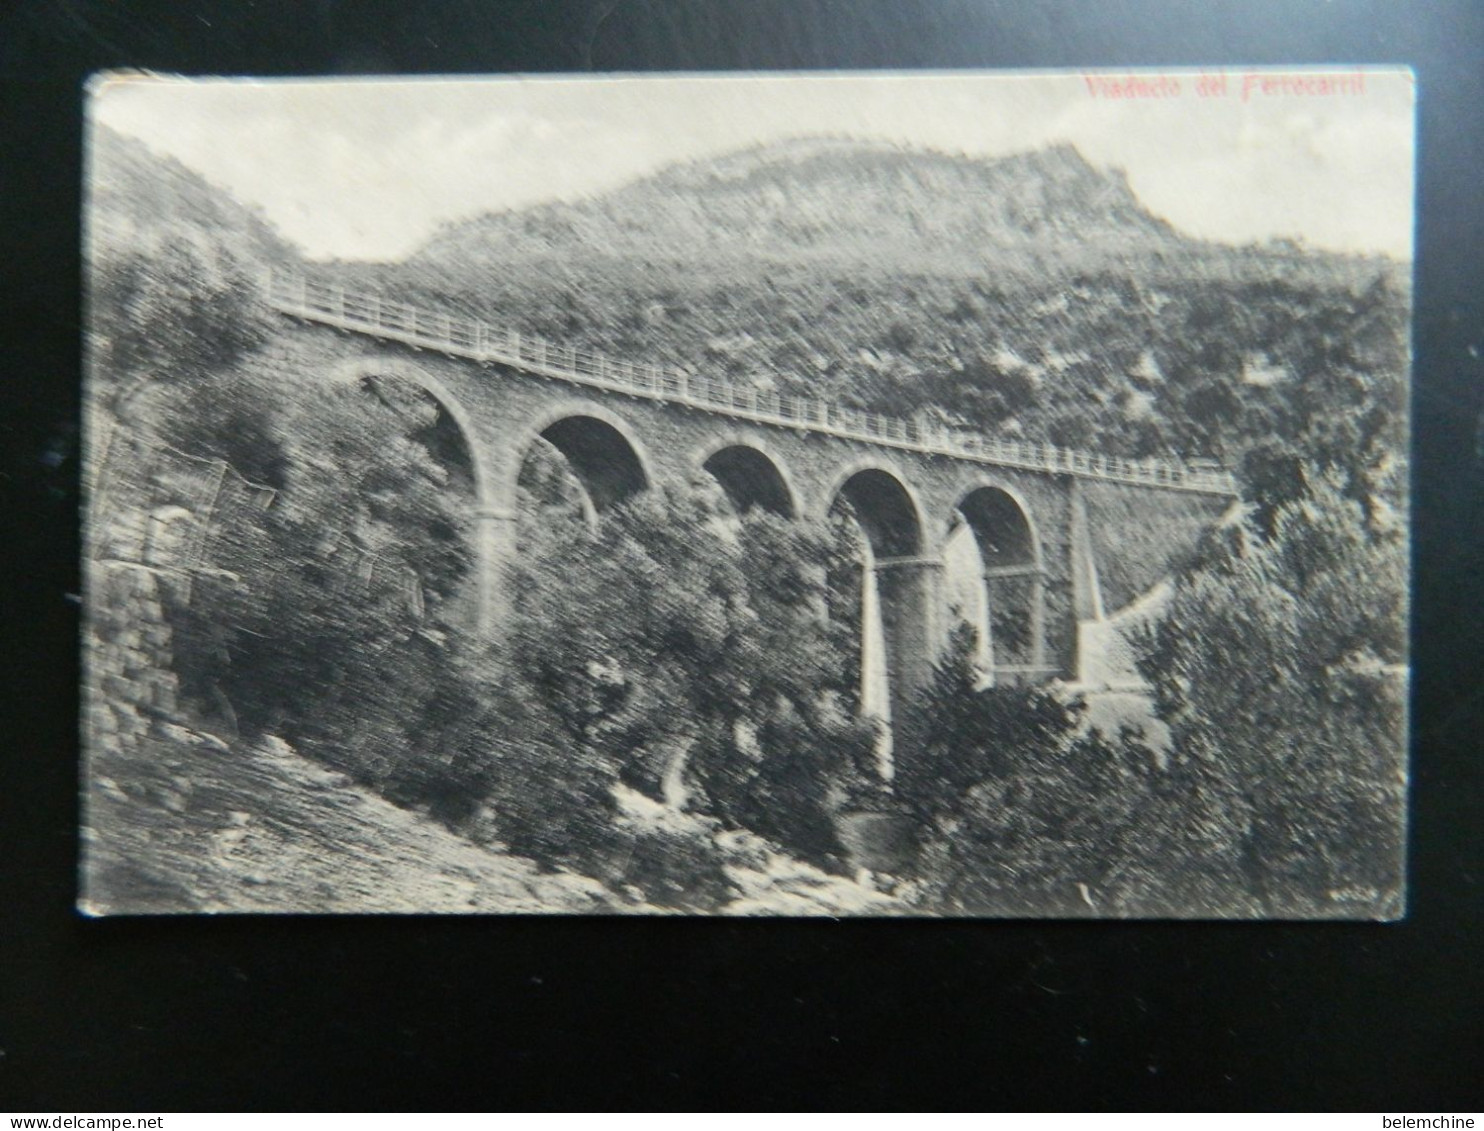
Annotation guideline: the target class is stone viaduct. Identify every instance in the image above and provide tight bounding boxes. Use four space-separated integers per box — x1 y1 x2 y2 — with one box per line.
263 274 1236 728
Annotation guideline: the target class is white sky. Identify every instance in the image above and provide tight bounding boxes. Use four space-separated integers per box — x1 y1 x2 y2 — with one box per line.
91 69 1416 262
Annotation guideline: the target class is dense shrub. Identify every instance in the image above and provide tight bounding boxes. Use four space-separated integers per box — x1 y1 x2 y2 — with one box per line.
508 485 873 873
691 704 877 871
899 628 1262 916
895 627 1079 821
453 676 625 871
603 815 740 910
1138 471 1407 915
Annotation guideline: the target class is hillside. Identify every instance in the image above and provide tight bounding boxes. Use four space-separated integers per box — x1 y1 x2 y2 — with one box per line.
81 724 619 914
82 125 1405 471
313 137 1406 467
87 123 298 267
85 125 1409 476
82 716 903 915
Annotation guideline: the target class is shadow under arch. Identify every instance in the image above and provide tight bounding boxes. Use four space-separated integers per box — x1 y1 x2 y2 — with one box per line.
825 463 934 778
824 461 926 557
513 400 653 514
327 354 497 632
328 355 497 512
948 482 1049 678
953 482 1043 569
693 435 798 517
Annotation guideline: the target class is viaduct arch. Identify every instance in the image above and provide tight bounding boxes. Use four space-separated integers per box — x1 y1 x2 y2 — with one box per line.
952 483 1048 678
825 463 936 733
513 401 655 514
327 355 503 633
693 435 798 518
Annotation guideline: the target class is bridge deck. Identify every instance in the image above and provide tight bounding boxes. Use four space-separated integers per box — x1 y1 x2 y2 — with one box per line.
264 273 1238 497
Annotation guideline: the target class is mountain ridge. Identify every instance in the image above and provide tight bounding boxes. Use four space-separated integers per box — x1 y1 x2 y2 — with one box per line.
406 137 1185 276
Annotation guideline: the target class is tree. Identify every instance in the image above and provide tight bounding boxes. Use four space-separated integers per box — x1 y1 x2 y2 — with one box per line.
900 628 1262 917
1139 470 1406 914
177 375 477 760
90 223 276 422
506 484 874 868
896 626 1077 818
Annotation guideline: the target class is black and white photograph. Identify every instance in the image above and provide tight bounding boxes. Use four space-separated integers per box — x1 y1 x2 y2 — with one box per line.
81 69 1413 918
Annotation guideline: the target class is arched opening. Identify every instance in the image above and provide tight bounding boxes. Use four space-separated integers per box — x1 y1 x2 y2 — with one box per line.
832 468 922 559
700 445 795 517
951 485 1047 684
515 437 596 537
512 411 651 600
827 467 933 778
533 414 649 513
336 369 486 630
331 358 495 509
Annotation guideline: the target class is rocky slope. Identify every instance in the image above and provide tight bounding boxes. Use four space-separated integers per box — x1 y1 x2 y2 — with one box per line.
81 720 901 916
81 725 620 914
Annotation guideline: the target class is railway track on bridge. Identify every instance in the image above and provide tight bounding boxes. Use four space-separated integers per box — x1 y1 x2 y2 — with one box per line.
265 273 1238 497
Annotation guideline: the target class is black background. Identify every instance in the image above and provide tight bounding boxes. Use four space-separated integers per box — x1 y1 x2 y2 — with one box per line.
2 0 1481 1111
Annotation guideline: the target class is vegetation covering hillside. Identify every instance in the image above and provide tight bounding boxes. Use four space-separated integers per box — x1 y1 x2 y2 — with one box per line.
320 137 1406 478
88 126 296 264
85 126 301 478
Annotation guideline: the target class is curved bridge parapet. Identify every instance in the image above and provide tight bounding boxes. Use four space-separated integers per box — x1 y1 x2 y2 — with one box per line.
264 272 1238 499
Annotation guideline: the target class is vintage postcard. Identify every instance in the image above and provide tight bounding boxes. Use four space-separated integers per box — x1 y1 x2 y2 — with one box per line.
81 70 1413 917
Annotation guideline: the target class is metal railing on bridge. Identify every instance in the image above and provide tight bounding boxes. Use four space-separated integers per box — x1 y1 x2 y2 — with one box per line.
264 272 1238 497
